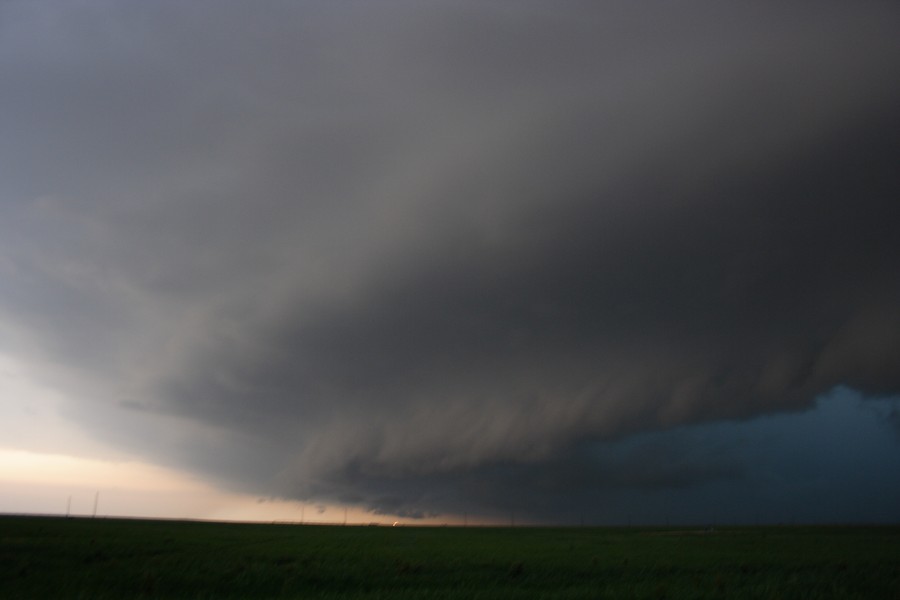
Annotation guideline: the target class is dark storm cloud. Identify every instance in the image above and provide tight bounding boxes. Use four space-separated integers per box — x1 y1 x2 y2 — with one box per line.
321 438 744 522
2 1 899 519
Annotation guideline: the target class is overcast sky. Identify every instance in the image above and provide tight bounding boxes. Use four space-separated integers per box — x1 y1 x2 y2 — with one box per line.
1 0 899 525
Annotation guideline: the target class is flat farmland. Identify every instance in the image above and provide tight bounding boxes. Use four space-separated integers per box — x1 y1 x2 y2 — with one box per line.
1 516 898 599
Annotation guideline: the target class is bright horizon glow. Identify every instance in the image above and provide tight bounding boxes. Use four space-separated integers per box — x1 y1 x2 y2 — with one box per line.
0 448 465 525
0 354 468 526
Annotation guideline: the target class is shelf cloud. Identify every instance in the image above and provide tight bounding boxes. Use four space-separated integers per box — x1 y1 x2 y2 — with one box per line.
2 1 899 521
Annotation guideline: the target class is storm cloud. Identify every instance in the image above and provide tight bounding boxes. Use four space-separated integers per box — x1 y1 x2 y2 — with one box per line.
1 1 899 521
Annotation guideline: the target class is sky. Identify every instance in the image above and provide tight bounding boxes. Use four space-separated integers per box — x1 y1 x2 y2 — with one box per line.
1 1 899 526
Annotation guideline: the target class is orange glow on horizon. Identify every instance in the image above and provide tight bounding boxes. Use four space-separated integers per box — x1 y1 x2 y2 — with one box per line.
0 449 468 525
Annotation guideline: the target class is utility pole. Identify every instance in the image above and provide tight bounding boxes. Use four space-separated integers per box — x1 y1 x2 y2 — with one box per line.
66 496 71 518
92 492 99 518
343 507 347 526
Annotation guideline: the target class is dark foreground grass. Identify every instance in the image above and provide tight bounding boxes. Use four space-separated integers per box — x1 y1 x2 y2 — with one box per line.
1 516 898 599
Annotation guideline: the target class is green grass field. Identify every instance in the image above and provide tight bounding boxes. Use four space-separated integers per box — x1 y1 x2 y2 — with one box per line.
1 516 898 599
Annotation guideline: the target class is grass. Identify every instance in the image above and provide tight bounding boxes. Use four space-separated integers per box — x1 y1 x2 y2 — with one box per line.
1 516 898 599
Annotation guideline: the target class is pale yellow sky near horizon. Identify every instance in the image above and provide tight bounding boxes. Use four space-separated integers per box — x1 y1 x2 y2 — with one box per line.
0 448 320 521
0 447 465 525
0 353 463 525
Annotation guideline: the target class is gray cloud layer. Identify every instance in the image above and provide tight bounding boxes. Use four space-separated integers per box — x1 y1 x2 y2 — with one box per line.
2 1 899 519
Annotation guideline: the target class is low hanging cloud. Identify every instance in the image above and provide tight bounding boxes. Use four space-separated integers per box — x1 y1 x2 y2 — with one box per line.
1 1 899 519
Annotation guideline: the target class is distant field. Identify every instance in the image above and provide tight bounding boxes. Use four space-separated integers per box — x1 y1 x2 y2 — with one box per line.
1 516 898 599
